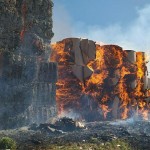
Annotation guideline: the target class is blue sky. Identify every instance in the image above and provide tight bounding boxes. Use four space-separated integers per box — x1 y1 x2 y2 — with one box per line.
54 0 149 27
52 0 150 71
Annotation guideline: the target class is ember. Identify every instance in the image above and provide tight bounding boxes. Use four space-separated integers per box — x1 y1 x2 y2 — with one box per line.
51 38 150 121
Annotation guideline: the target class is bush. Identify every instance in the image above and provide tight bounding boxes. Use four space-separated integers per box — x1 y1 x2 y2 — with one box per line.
0 137 17 150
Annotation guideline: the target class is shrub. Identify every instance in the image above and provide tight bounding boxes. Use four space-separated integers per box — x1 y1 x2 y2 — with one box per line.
0 137 17 150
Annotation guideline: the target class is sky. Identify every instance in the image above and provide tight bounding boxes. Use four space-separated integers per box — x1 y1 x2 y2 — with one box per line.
52 0 150 74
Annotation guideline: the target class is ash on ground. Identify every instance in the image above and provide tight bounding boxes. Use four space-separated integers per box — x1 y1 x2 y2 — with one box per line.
0 117 150 150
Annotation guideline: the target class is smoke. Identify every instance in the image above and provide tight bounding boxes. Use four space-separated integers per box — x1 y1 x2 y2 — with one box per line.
52 3 150 74
52 3 73 42
58 110 81 120
74 5 150 51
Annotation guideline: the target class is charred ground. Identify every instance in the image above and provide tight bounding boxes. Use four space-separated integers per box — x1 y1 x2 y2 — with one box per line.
0 119 150 150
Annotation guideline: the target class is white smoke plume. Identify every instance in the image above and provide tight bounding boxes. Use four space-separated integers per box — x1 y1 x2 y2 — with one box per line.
52 3 73 42
52 3 150 75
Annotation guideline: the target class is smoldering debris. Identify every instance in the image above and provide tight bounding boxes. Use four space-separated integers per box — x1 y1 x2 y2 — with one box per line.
29 117 85 135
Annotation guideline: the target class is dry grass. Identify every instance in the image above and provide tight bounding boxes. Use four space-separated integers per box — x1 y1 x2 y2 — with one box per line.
35 139 132 150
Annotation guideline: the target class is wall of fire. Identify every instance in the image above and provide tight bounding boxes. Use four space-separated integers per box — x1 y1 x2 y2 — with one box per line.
51 38 150 121
0 0 150 129
0 0 57 129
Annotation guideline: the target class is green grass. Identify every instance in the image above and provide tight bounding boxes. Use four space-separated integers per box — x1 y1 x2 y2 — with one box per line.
38 139 132 150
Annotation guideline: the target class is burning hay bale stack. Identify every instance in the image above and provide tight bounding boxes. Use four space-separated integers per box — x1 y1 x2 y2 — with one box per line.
51 38 150 121
51 38 101 121
0 0 57 129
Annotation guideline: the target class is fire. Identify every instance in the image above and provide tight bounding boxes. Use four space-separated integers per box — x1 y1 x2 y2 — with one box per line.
50 38 150 121
134 52 149 120
51 41 83 115
117 66 131 119
121 107 129 120
100 104 111 119
136 52 145 79
86 71 109 87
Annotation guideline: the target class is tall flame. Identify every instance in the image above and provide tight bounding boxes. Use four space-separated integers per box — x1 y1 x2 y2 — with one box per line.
135 52 149 120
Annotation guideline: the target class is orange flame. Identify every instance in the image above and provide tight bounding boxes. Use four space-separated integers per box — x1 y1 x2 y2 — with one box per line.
100 104 111 119
50 39 150 121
